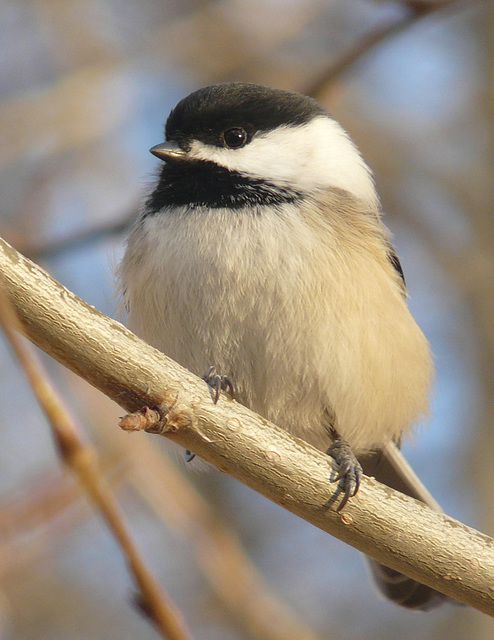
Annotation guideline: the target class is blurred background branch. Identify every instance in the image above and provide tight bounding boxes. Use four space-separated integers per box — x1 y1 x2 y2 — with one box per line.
0 285 193 640
306 0 464 97
0 1 490 639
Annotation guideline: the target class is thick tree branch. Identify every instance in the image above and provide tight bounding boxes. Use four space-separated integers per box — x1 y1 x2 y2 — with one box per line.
0 235 493 616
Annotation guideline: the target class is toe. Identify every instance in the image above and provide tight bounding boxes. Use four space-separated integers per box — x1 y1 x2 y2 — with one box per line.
327 438 363 511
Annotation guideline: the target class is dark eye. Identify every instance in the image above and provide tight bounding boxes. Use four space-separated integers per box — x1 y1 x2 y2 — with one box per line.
223 127 247 149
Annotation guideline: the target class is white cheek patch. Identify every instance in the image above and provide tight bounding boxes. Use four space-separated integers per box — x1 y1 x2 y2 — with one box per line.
187 116 379 210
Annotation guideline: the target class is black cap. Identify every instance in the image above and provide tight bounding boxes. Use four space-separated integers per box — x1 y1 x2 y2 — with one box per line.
164 82 327 149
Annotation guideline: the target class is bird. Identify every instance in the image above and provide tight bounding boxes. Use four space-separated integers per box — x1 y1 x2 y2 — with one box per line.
118 82 448 610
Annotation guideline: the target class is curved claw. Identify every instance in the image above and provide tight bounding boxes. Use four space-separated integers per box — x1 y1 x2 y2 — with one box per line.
184 449 196 463
327 438 363 512
222 377 235 398
202 366 235 404
212 376 222 404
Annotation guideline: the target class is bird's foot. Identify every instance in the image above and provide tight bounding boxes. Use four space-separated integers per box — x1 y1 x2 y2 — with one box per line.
185 367 235 463
202 365 235 404
326 438 363 512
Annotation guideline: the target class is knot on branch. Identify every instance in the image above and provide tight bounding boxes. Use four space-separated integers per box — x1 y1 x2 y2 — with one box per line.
119 395 192 436
119 406 166 434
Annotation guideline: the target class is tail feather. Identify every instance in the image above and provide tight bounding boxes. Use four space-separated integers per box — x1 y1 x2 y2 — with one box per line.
366 559 449 610
359 443 451 611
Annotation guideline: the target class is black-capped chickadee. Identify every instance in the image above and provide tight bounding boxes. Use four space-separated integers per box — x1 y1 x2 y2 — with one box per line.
119 83 447 610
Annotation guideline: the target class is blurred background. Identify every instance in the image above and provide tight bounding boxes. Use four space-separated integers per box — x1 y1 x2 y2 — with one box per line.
0 0 492 638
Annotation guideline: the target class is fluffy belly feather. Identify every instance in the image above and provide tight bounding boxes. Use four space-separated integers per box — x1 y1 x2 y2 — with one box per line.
119 194 433 452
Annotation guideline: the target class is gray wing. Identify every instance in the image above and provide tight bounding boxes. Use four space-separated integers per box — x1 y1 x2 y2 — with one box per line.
387 245 406 289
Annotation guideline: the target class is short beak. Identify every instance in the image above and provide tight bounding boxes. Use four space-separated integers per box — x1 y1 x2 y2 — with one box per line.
149 143 186 162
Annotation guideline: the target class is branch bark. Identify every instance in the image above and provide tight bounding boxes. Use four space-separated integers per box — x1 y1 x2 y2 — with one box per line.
0 235 493 616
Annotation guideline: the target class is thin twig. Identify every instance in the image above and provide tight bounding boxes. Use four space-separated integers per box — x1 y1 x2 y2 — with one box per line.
0 285 193 640
305 0 466 98
22 207 138 260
